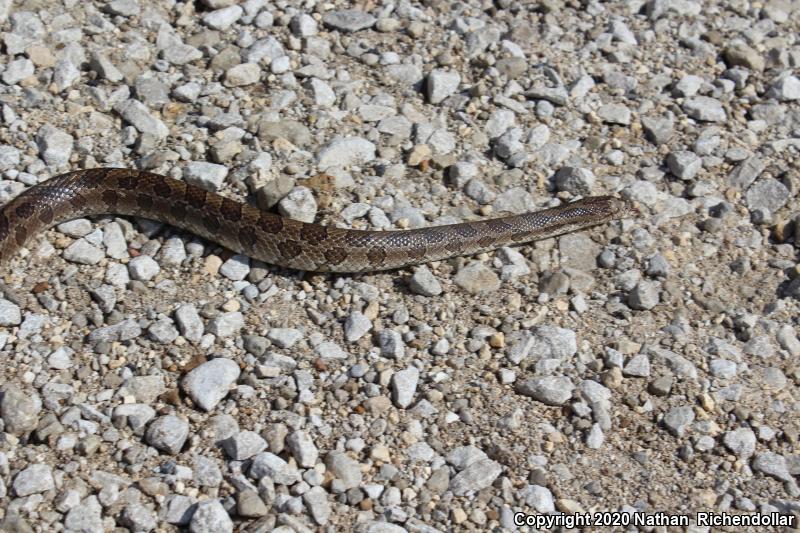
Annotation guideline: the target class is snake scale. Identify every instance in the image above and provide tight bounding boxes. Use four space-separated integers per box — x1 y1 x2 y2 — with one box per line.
0 168 636 273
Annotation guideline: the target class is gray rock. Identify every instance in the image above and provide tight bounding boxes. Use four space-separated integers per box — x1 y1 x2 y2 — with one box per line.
674 74 704 97
207 312 244 338
105 0 139 16
224 63 260 87
303 485 331 525
308 78 336 108
447 446 487 469
48 346 74 369
113 403 156 434
147 318 178 344
554 166 595 195
485 109 515 139
745 178 789 214
145 415 189 454
121 375 165 404
448 162 478 188
287 430 318 467
0 384 40 436
359 104 395 122
683 96 726 122
523 325 576 364
13 463 54 496
250 452 301 485
65 496 104 532
628 280 660 310
0 299 21 326
236 489 268 518
579 380 611 404
648 347 697 379
162 495 195 525
743 335 775 358
219 255 250 281
202 5 243 30
325 452 362 489
322 9 376 32
647 254 670 277
586 423 604 449
191 456 221 489
496 247 530 280
752 452 792 482
53 58 80 91
521 484 555 513
63 239 104 265
102 222 127 259
222 430 267 460
622 354 650 377
767 75 800 101
454 261 500 294
161 43 203 65
1 58 34 85
516 376 574 405
464 178 496 204
317 137 376 169
663 406 694 436
0 145 21 171
114 99 170 139
120 503 157 532
182 358 241 411
258 119 310 147
190 500 233 533
761 367 787 390
709 359 737 379
596 103 631 125
173 82 202 102
344 311 372 342
88 318 142 342
290 13 318 37
316 341 349 359
184 162 228 191
450 457 502 496
408 266 442 296
392 366 419 408
36 125 73 167
525 86 569 106
728 156 764 189
723 43 764 72
128 255 160 281
175 304 204 343
267 328 303 349
777 325 800 357
427 69 460 104
558 232 601 270
378 329 405 359
90 52 124 82
666 151 702 180
723 428 756 458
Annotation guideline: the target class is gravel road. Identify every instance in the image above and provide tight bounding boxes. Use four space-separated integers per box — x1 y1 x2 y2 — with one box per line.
0 0 798 531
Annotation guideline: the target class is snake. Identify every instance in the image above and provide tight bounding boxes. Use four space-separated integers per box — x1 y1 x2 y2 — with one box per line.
0 169 636 273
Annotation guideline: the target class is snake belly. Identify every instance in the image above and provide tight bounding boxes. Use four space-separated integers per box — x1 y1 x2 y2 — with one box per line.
0 169 635 273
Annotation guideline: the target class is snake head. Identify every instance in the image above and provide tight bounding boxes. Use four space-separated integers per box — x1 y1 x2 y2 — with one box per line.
578 196 640 220
610 196 641 218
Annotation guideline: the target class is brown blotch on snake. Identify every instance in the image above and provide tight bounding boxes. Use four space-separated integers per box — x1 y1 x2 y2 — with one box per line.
300 224 329 246
280 240 303 260
220 198 242 221
136 193 154 211
324 248 347 266
0 169 638 273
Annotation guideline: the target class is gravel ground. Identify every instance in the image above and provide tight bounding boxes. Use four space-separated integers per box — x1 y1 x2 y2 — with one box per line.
0 0 799 531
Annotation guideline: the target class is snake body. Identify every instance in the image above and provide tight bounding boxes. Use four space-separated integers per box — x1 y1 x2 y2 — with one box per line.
0 169 635 273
